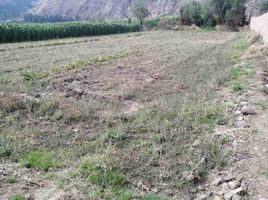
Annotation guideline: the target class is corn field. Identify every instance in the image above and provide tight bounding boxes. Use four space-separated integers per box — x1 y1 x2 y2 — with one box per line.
0 22 140 43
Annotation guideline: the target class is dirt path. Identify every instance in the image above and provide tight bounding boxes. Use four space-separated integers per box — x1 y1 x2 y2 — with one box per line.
192 37 268 200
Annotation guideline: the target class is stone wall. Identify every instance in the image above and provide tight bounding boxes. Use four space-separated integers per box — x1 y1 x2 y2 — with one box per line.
250 12 268 43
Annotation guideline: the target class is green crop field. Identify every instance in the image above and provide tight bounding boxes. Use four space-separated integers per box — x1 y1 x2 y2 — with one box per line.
0 21 140 43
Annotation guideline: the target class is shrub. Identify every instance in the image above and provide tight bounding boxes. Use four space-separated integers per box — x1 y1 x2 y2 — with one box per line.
180 1 203 26
180 0 246 27
211 0 246 27
225 0 246 27
180 1 216 27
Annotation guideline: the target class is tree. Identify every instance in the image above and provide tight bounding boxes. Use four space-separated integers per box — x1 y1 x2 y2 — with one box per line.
211 0 246 26
132 0 149 26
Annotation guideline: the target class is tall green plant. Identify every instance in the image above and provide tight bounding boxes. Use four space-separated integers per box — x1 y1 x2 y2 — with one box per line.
0 21 140 43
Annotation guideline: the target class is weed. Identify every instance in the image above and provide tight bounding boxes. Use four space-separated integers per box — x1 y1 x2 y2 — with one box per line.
22 151 56 172
9 194 26 200
262 170 268 178
0 96 25 114
0 137 13 158
200 104 227 127
7 176 18 184
205 143 228 169
229 65 255 80
234 39 250 51
255 101 266 110
50 66 62 74
79 155 125 187
20 70 48 81
232 81 246 92
37 99 59 117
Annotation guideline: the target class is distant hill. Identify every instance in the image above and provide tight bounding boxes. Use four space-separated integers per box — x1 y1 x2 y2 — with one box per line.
0 0 265 22
0 0 37 20
32 0 182 20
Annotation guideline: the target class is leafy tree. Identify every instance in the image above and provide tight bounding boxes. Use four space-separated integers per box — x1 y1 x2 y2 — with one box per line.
132 0 149 26
180 1 216 27
225 0 246 27
260 1 268 13
211 0 246 26
180 1 203 26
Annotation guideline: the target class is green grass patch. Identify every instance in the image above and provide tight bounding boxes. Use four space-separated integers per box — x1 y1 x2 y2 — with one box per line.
7 175 18 184
9 194 26 200
20 70 49 81
234 39 250 51
200 104 228 127
79 155 125 188
231 81 246 92
262 170 268 178
22 151 57 172
0 137 13 158
230 65 255 80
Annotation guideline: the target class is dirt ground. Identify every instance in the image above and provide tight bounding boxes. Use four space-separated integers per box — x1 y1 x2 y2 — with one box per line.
1 29 267 199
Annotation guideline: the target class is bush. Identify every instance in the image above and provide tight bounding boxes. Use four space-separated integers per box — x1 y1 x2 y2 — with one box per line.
180 1 216 27
212 0 246 27
180 0 246 28
225 0 246 27
180 1 203 26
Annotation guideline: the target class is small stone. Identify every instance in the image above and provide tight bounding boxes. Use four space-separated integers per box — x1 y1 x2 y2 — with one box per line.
264 84 268 94
232 194 242 200
223 175 235 182
233 120 250 128
224 188 243 200
182 171 195 181
234 110 241 115
236 116 244 121
240 101 248 106
53 110 63 120
241 105 256 115
212 177 223 186
228 181 239 190
214 195 223 200
232 140 238 147
221 182 230 193
196 193 208 200
193 139 201 147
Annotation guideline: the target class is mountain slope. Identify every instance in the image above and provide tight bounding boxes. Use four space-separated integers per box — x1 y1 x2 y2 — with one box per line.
0 0 37 20
32 0 182 20
0 0 265 21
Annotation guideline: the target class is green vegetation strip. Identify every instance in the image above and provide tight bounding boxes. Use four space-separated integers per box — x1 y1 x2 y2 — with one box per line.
0 22 140 43
21 51 135 81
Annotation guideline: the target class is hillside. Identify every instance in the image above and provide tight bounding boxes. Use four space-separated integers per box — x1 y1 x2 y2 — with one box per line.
0 0 265 21
0 0 37 20
32 0 181 20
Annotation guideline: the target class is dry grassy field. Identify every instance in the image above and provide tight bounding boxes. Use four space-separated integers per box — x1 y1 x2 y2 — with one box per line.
0 30 249 199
